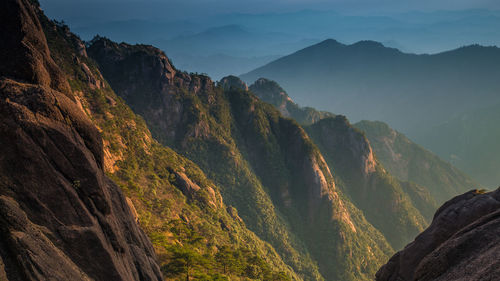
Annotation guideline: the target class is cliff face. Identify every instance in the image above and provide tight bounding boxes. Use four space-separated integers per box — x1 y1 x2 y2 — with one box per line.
354 120 477 204
249 77 478 223
248 78 429 249
0 0 162 280
376 188 500 281
305 116 427 250
89 39 393 281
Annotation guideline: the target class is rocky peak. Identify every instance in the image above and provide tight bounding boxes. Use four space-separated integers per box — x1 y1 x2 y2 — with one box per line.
218 75 248 91
88 37 215 97
309 116 377 176
88 36 178 84
0 0 69 94
377 188 500 281
249 78 294 114
249 78 335 125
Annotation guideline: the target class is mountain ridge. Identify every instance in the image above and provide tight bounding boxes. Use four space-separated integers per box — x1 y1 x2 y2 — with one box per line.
87 37 406 280
241 39 500 187
248 77 477 223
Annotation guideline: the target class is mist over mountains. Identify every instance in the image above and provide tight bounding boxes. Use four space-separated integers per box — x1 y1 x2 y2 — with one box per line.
3 0 500 280
41 4 500 79
242 39 500 187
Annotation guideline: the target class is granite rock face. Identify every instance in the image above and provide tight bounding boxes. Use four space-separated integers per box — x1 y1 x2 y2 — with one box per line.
0 0 163 280
376 188 500 281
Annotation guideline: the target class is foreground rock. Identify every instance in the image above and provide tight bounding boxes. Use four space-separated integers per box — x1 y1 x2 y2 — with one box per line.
0 0 162 280
376 188 500 281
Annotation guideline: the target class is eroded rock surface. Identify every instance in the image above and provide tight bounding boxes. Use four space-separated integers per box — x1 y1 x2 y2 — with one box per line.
376 188 500 281
0 0 162 280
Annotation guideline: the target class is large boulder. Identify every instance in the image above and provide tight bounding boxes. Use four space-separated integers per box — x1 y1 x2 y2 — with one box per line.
376 188 500 281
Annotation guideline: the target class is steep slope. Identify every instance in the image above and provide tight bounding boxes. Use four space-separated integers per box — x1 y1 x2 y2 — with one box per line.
88 38 394 281
0 0 162 280
354 121 478 203
304 116 427 248
376 188 500 281
416 103 500 187
249 78 442 222
39 10 297 281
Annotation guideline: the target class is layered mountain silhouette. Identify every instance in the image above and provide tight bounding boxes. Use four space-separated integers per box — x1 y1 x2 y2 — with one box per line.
249 77 476 203
242 39 500 134
241 40 500 187
1 0 497 280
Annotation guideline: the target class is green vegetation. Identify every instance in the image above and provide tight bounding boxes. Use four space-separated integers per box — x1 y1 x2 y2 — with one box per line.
42 18 297 281
87 40 396 280
305 117 427 249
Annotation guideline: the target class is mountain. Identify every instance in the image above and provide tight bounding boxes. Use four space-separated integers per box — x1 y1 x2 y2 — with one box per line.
354 120 477 204
249 78 335 125
152 25 317 80
376 188 500 281
241 39 500 135
250 79 432 231
0 1 298 280
241 39 500 186
416 103 500 188
4 1 497 280
304 116 427 247
0 0 161 279
249 79 499 280
54 7 500 76
248 78 477 221
86 37 423 281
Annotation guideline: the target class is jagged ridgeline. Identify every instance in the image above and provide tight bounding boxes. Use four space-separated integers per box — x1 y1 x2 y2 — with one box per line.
87 38 396 280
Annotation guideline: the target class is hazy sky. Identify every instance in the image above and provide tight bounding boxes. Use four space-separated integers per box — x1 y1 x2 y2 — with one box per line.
41 0 500 25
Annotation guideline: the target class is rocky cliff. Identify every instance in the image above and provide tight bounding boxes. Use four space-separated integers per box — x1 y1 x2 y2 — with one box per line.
376 188 500 281
305 116 427 250
355 121 477 203
0 0 162 280
249 78 477 223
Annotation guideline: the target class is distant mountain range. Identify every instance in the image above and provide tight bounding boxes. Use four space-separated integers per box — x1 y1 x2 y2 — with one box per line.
242 40 500 187
150 25 318 79
62 9 500 79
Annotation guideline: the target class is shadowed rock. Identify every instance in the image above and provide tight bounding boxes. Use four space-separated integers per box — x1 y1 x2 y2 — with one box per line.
376 188 500 281
0 0 162 280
